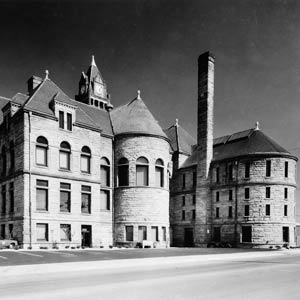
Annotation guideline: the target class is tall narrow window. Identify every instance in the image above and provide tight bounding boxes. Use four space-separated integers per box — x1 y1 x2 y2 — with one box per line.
193 171 197 188
36 223 48 241
284 188 288 199
283 227 289 243
216 167 220 183
192 209 196 220
229 189 233 201
266 187 271 199
182 173 186 189
182 210 185 220
59 111 64 129
192 194 196 205
266 204 270 216
9 182 14 213
36 180 48 211
155 159 164 187
151 226 159 242
9 141 14 171
36 136 48 166
1 146 6 175
136 157 149 186
81 146 91 173
285 161 288 178
100 189 110 210
245 188 250 200
59 142 71 170
182 196 185 206
8 224 13 239
216 191 220 202
125 226 134 241
67 113 72 131
138 226 147 241
81 185 91 214
245 162 250 178
244 205 250 217
60 183 71 212
228 164 233 180
100 157 110 187
228 206 233 218
266 160 271 177
1 185 6 214
284 205 288 217
118 158 129 186
216 207 219 218
162 227 167 242
60 224 71 241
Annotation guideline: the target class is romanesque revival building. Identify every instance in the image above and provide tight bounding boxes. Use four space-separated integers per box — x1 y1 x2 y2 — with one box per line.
0 52 297 248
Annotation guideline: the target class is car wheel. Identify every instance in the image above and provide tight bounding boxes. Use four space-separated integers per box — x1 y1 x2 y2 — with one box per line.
9 243 15 249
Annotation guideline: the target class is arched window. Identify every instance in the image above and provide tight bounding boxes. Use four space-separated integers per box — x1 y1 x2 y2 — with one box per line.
36 136 48 166
118 158 129 186
155 159 164 187
100 157 110 187
59 142 71 170
81 146 91 173
1 146 6 175
9 141 15 170
136 157 149 186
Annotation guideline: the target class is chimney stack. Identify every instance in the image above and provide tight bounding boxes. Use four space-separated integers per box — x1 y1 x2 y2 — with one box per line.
27 76 42 96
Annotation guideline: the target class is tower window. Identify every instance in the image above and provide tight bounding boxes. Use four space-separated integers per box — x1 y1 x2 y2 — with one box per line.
245 188 250 200
216 191 220 202
228 206 233 218
118 158 129 186
229 189 233 201
182 196 185 206
244 205 249 217
284 205 288 217
284 188 288 199
155 159 164 188
266 204 270 216
216 207 219 218
136 157 149 186
266 187 271 199
182 210 185 220
266 160 271 177
228 164 233 180
245 162 250 178
285 162 288 178
216 167 220 183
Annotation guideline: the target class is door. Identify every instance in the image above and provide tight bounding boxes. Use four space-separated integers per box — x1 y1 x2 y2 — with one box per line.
213 227 221 242
81 225 92 247
184 228 194 247
283 227 289 243
242 226 252 243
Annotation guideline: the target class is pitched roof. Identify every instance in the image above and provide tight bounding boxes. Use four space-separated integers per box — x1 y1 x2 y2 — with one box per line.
110 94 167 138
11 93 28 105
23 78 113 136
0 96 10 124
175 127 295 169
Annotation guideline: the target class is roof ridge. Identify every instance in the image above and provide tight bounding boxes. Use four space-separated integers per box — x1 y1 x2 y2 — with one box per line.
23 78 47 108
214 128 254 140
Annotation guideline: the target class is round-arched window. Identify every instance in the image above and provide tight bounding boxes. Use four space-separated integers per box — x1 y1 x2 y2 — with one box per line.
81 146 91 173
118 157 129 186
136 157 149 186
36 136 48 166
155 159 164 187
59 142 71 170
100 157 110 186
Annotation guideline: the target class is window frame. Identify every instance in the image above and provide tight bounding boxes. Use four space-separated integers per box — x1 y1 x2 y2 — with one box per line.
36 180 48 211
36 136 48 167
136 157 149 186
100 157 110 187
118 158 129 186
155 159 164 188
100 189 110 211
59 111 64 129
36 223 48 241
60 182 71 213
81 185 91 214
80 146 91 174
59 142 71 170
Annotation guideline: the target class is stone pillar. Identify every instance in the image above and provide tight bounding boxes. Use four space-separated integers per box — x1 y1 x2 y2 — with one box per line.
195 52 214 246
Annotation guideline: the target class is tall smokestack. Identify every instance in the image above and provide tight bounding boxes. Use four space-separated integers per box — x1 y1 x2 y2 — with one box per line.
195 51 214 246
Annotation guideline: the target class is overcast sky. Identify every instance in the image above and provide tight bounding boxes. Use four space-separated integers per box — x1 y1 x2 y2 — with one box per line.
1 0 300 218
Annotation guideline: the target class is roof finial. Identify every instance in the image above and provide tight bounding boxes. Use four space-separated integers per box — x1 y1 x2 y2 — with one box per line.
137 90 141 100
255 121 259 131
45 70 49 79
175 118 179 127
91 55 96 66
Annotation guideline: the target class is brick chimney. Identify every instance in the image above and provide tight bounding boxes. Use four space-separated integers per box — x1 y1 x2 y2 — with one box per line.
27 76 42 96
195 51 215 246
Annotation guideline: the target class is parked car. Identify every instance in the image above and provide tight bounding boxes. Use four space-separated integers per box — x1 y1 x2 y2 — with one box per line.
0 239 18 249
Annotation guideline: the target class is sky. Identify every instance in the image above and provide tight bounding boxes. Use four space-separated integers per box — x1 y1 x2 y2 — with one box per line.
1 0 300 218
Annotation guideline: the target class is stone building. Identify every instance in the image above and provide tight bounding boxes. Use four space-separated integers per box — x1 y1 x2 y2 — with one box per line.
0 52 297 248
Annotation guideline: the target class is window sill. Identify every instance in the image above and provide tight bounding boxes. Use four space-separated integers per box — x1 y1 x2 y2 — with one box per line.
35 210 49 213
60 211 71 214
100 209 111 212
36 164 48 168
81 213 91 215
59 168 71 172
80 172 91 176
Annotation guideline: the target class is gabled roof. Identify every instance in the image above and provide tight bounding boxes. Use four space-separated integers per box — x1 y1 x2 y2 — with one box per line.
110 93 167 138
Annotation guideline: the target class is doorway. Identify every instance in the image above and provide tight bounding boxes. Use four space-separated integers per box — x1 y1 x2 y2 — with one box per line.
81 225 92 247
184 228 194 247
242 226 252 243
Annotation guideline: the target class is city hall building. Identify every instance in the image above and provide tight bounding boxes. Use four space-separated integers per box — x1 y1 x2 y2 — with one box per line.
0 53 297 249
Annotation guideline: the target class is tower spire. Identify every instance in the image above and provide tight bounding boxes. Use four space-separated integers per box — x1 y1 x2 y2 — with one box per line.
91 55 96 66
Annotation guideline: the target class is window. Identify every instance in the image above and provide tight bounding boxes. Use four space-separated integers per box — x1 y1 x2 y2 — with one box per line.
0 224 4 239
9 141 14 171
228 206 233 218
125 226 133 241
213 227 221 242
216 167 220 183
192 209 196 220
228 164 233 180
1 146 6 175
138 226 147 241
229 189 233 201
244 205 249 217
155 159 164 187
182 196 185 206
193 171 196 188
81 146 91 173
1 185 6 214
245 188 250 200
285 161 288 178
151 226 158 242
266 204 270 216
182 210 185 220
182 173 186 189
192 194 196 205
36 180 48 211
36 136 48 166
284 188 288 199
60 224 71 241
266 187 271 199
284 205 288 217
283 227 289 243
81 185 91 214
67 113 72 131
60 182 71 212
59 111 64 129
9 182 14 213
136 157 149 186
266 160 271 177
118 158 129 186
8 224 13 239
245 162 250 178
59 142 71 170
162 227 166 242
216 191 220 202
36 223 48 241
216 207 219 218
100 157 110 187
100 189 110 210
242 226 252 243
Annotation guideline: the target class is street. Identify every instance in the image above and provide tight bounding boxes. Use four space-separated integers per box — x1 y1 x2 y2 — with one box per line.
1 250 300 300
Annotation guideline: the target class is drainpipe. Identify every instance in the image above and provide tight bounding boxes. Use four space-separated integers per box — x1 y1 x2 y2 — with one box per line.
27 111 32 249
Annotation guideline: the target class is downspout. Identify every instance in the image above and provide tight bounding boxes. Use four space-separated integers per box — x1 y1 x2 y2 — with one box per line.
28 111 32 249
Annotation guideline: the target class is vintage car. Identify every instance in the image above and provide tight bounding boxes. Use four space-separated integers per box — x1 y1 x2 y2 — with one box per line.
0 239 18 249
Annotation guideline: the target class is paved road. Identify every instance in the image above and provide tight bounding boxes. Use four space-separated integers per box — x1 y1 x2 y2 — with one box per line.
0 247 271 266
1 251 300 300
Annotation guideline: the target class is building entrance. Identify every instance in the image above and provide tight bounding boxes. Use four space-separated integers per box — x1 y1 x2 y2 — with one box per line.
242 226 252 243
184 228 194 247
81 225 92 247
